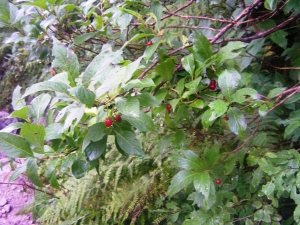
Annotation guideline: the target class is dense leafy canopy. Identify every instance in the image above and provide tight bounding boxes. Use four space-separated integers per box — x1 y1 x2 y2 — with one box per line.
1 0 300 224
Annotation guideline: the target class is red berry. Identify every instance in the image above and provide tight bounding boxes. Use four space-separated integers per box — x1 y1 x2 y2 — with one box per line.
115 115 122 123
166 104 172 114
225 116 229 121
209 84 216 90
105 118 113 127
216 179 221 185
147 41 153 46
210 79 216 85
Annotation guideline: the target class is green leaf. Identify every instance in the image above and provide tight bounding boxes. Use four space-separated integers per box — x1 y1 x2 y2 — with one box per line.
26 158 43 187
257 158 281 175
60 153 77 173
122 112 155 132
0 0 10 26
150 1 163 27
232 88 259 103
136 93 159 107
121 33 153 50
29 94 52 122
218 69 241 101
9 160 27 181
294 205 300 223
72 159 88 179
171 150 203 171
156 58 176 82
117 7 144 22
253 132 267 146
82 47 123 88
23 0 48 10
85 135 107 161
204 144 220 169
115 96 140 118
52 38 80 86
227 107 247 135
284 0 300 13
123 78 155 90
0 132 33 158
270 30 288 49
82 122 107 150
224 153 237 174
0 122 23 133
74 32 97 45
176 79 185 96
216 41 247 64
259 104 268 117
189 99 204 109
262 182 275 198
284 121 300 139
267 87 287 98
22 81 72 99
45 123 63 140
208 100 229 121
115 130 145 157
182 54 195 77
62 104 85 131
201 109 214 128
193 32 212 62
143 40 161 62
254 209 271 223
193 172 211 199
167 170 197 196
20 123 45 153
45 158 60 189
10 106 29 121
69 86 95 108
12 85 26 110
264 0 278 10
185 77 201 89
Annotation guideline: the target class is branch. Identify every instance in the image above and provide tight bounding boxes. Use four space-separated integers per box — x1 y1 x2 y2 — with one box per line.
215 14 300 43
211 0 263 44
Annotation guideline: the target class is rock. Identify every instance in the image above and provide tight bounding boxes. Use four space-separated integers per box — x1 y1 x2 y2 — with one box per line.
0 111 18 131
3 204 10 213
0 198 7 206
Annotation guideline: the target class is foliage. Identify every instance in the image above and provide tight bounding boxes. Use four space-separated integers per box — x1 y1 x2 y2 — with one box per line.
0 0 300 224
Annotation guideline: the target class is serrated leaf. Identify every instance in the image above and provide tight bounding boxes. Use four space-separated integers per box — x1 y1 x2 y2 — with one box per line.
227 107 247 135
208 100 229 121
150 1 162 27
26 158 43 187
264 0 278 10
182 54 195 76
254 209 271 223
193 32 212 62
193 172 211 199
143 40 161 62
10 106 29 121
167 170 197 196
232 88 258 103
270 30 288 49
52 38 80 86
115 130 144 156
218 69 241 101
171 150 203 171
45 123 63 140
82 122 107 150
123 78 155 90
204 144 220 169
69 86 95 108
74 32 97 45
122 112 155 132
267 87 287 98
22 81 72 99
136 93 159 107
156 58 176 82
72 159 88 179
0 132 33 158
257 158 281 175
29 94 52 122
85 135 107 161
262 182 275 198
190 99 204 109
115 96 140 118
20 123 45 153
216 41 247 63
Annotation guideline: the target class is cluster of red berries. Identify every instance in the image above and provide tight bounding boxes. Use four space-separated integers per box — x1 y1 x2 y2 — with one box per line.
209 79 217 90
104 115 122 127
166 104 172 114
